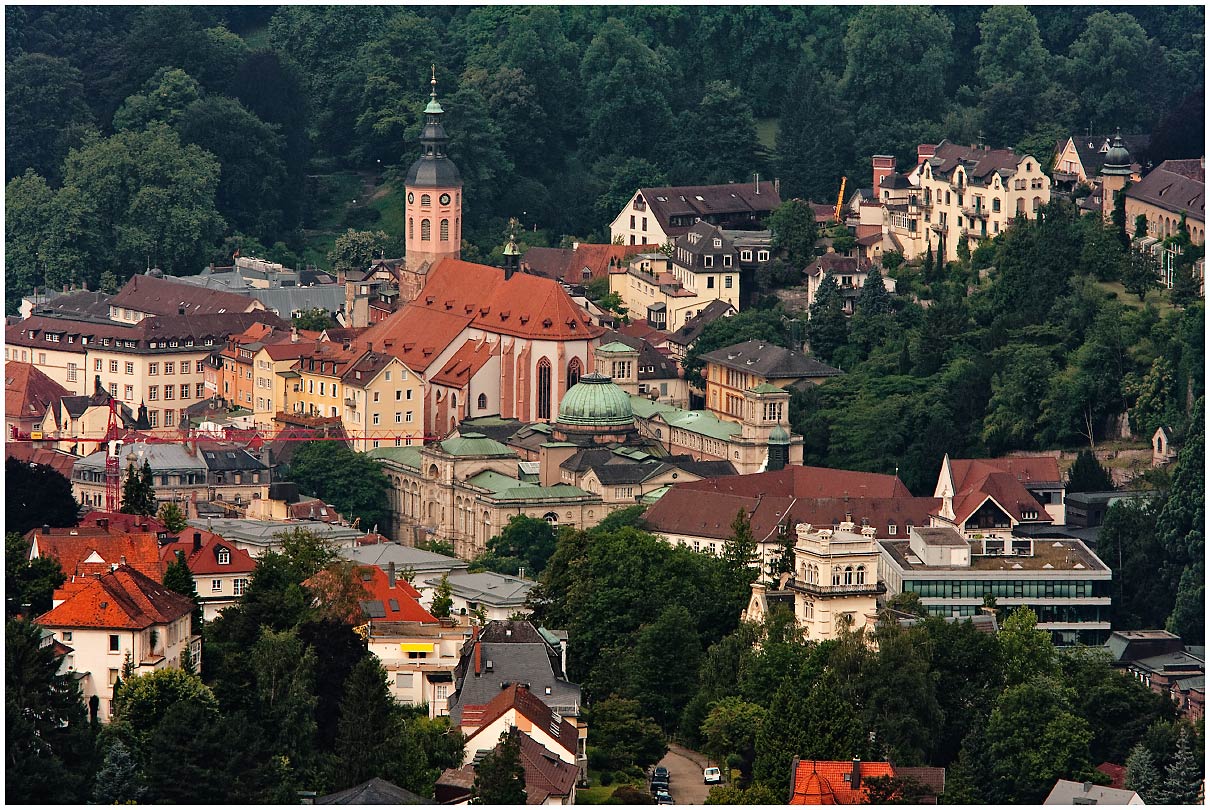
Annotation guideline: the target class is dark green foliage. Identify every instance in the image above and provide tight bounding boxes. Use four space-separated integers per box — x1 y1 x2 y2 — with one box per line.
5 52 94 184
767 199 818 270
1066 450 1114 493
5 618 96 803
5 458 79 535
1154 727 1203 804
120 459 157 517
293 307 337 332
775 60 852 203
683 307 790 389
328 656 424 790
1122 247 1160 302
163 550 202 633
1125 743 1164 802
6 532 66 618
584 697 667 772
483 514 559 577
91 739 146 804
156 501 187 533
806 273 848 365
142 700 229 803
430 573 453 619
288 441 392 536
472 728 528 804
1157 398 1204 643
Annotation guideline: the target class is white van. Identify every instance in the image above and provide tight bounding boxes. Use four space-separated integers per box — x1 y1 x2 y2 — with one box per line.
703 767 722 785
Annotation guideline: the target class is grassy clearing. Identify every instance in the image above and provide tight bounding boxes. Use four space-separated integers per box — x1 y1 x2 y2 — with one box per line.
755 117 779 151
369 181 406 239
576 771 648 805
1094 280 1176 315
300 172 373 270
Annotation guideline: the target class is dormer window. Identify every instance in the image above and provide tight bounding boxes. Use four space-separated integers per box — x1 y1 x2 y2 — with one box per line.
713 238 722 248
217 548 230 565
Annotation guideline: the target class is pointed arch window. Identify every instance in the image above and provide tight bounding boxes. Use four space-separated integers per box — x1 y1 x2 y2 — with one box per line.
440 219 449 241
421 219 431 241
567 357 582 387
536 358 552 420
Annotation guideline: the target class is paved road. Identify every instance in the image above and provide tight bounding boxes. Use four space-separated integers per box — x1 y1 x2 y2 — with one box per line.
657 743 711 805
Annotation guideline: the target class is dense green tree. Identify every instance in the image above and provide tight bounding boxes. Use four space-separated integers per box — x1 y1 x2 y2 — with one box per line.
112 67 201 131
862 623 942 765
982 677 1096 803
120 459 157 517
1156 397 1204 643
1124 742 1164 802
1154 726 1202 804
775 60 853 203
473 728 528 804
114 667 218 737
1066 450 1115 493
292 307 337 332
767 199 819 269
91 739 146 804
4 170 57 308
5 458 79 535
982 345 1058 454
591 157 668 235
806 273 848 365
56 124 224 283
701 698 765 782
176 96 289 241
288 442 392 535
163 550 202 633
1099 496 1170 630
683 307 790 388
705 783 782 804
5 618 95 803
430 573 454 619
920 615 1004 766
5 532 66 618
625 604 703 730
142 699 231 803
330 656 426 791
673 80 761 185
1066 12 1158 132
1122 247 1161 302
5 53 94 184
327 229 390 277
485 515 559 578
584 697 667 772
998 607 1058 687
157 501 188 533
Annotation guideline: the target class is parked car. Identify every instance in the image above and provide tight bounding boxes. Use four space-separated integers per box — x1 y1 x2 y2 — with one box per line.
703 767 722 785
655 788 672 804
653 766 670 782
650 777 669 795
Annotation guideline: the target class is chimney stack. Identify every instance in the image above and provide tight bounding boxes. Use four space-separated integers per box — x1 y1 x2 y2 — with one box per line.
291 325 299 343
178 306 186 315
388 561 396 589
851 759 861 788
754 172 761 194
193 532 202 552
119 555 127 567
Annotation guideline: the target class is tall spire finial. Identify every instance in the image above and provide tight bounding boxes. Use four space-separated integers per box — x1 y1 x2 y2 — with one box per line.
431 64 437 96
424 65 444 115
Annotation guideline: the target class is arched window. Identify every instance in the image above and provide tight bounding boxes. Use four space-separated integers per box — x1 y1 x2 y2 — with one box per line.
567 357 582 387
543 512 559 525
844 566 853 585
536 358 552 420
450 393 457 408
856 565 866 585
832 567 841 586
428 464 439 479
421 219 431 241
440 219 449 241
421 193 431 206
408 217 414 240
477 393 487 411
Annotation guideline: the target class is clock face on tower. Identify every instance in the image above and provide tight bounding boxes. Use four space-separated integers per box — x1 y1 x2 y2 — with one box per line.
439 193 451 205
407 192 415 204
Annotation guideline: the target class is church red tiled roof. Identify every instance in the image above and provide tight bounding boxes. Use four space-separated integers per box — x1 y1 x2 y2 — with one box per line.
431 339 494 387
789 759 895 804
37 564 195 630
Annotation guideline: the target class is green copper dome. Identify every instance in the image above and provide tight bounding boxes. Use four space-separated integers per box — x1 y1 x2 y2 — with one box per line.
768 425 791 444
557 373 634 427
1101 131 1133 177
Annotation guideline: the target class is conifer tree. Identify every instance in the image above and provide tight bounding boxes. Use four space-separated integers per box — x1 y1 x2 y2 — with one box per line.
472 728 527 804
163 550 202 634
806 272 848 365
120 460 157 516
92 739 147 804
1065 450 1114 493
1155 727 1201 804
1124 742 1163 803
856 268 893 316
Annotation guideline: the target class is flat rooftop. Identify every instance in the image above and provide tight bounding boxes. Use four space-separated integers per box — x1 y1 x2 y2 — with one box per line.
880 537 1110 574
914 527 968 547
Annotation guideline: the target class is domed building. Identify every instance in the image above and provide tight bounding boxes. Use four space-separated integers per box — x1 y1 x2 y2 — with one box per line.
1099 130 1133 225
551 373 637 445
404 69 463 274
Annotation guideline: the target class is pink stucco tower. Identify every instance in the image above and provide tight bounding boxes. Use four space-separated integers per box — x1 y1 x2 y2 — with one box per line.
404 68 462 272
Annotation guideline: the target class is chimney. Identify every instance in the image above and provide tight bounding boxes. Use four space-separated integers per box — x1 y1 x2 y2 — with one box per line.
1083 782 1092 793
193 532 202 552
774 177 780 195
99 518 109 531
178 306 185 315
388 561 397 589
851 759 861 788
560 638 568 676
872 155 896 194
754 172 760 194
291 325 299 343
119 555 127 567
42 524 50 535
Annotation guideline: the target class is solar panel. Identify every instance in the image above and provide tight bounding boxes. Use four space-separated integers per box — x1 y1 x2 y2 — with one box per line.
361 600 386 618
388 599 400 612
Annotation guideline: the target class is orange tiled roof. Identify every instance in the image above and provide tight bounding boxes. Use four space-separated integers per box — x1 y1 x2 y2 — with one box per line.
304 564 436 624
28 526 166 581
6 361 70 420
431 339 494 387
159 532 255 576
789 759 895 804
946 459 1051 525
463 684 579 757
37 564 195 630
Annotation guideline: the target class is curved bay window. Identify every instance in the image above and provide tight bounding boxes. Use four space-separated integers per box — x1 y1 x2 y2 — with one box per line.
536 358 552 420
567 357 582 387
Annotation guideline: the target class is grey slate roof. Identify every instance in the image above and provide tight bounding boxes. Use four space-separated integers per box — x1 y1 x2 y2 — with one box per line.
32 290 114 321
340 543 470 576
665 299 737 347
187 518 362 548
76 442 207 473
699 339 842 380
1043 779 1141 805
316 777 432 804
425 572 532 608
447 642 581 724
1126 161 1205 220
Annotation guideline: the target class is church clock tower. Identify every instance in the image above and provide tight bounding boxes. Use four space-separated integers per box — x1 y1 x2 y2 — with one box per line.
404 67 462 273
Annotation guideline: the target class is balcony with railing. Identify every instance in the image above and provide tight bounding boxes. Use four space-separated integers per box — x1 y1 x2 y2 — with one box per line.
962 204 989 219
787 579 886 598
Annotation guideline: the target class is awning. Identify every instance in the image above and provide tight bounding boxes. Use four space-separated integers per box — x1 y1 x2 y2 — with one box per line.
425 671 454 683
399 642 435 654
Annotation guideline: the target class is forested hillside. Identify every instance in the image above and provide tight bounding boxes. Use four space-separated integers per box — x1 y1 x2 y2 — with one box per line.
5 6 1205 309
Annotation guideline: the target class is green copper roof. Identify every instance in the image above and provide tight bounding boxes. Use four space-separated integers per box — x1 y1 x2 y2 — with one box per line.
367 446 423 469
750 383 787 394
641 485 670 504
769 425 791 443
440 433 515 458
466 469 525 494
662 409 742 441
424 98 444 115
596 341 637 354
628 395 679 420
557 373 634 427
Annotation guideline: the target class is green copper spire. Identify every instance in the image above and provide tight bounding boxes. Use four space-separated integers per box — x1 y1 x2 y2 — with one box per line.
424 64 444 115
